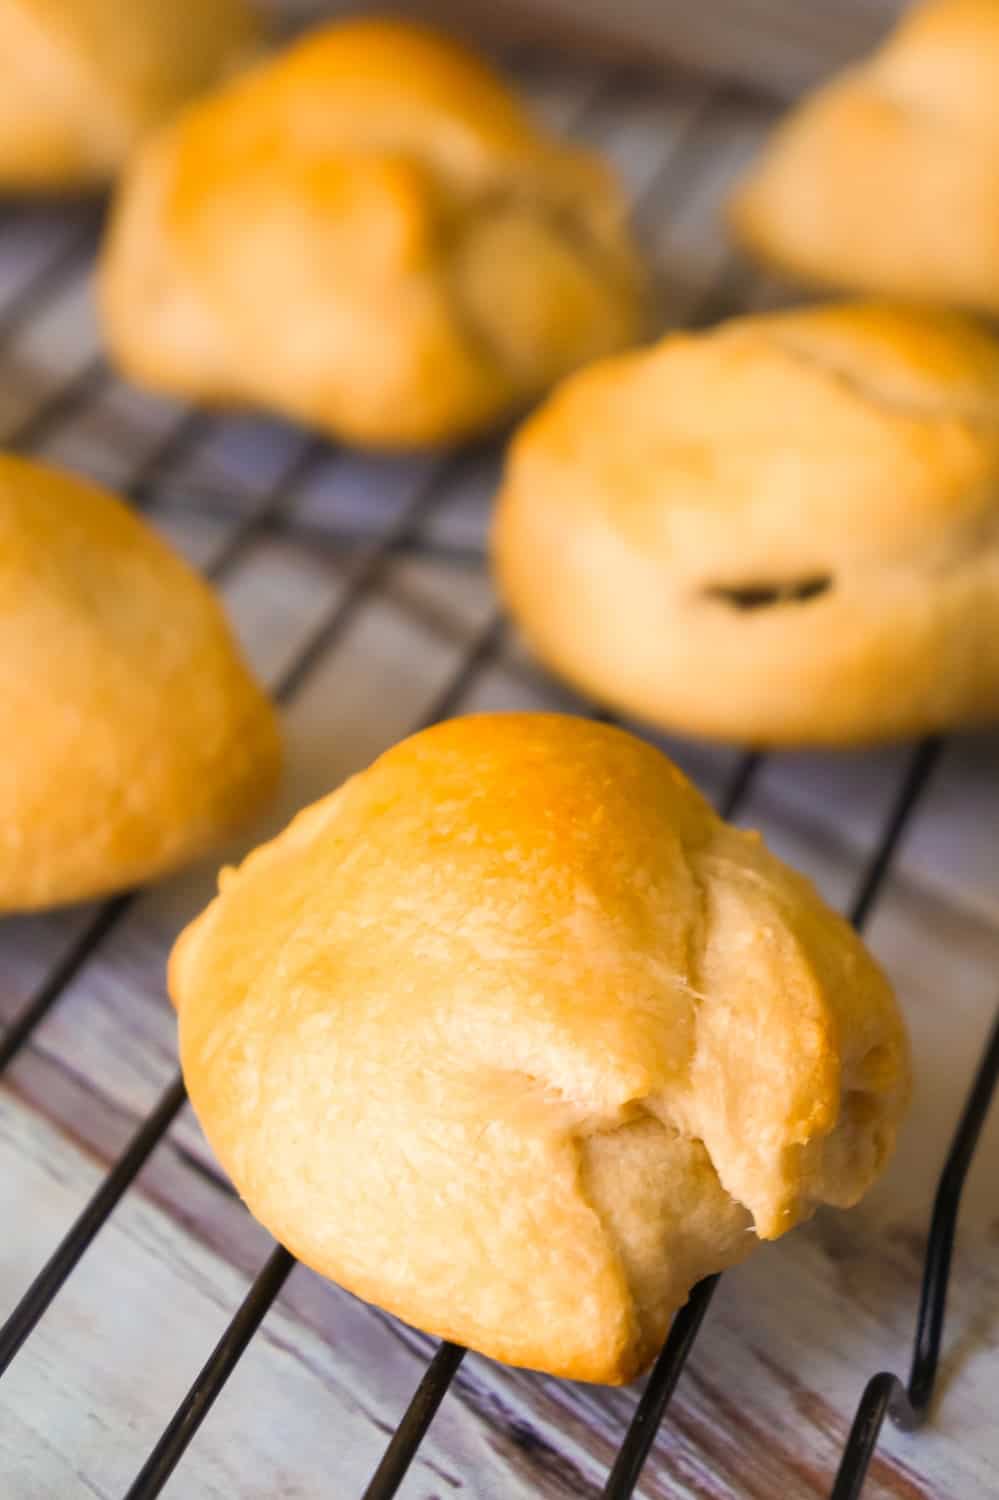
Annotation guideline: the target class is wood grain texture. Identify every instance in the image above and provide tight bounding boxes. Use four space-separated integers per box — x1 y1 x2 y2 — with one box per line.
1 43 998 1500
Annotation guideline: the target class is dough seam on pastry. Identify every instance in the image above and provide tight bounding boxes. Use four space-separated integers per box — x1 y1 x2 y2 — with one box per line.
527 192 639 303
760 327 999 427
687 838 844 1231
574 1108 737 1365
442 186 635 386
613 843 760 1230
441 249 515 386
463 184 632 290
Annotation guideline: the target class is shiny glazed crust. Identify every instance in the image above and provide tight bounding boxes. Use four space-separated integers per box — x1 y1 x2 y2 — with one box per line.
0 0 260 191
493 301 999 747
98 18 645 448
169 713 909 1383
729 0 999 311
0 454 282 910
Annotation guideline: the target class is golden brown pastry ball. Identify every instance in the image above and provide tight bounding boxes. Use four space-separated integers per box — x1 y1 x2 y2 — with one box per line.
170 713 909 1383
0 0 261 192
493 301 999 748
98 18 646 449
730 0 999 312
0 454 281 911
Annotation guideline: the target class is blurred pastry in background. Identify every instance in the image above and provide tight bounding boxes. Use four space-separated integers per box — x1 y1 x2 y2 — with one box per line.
729 0 999 312
0 0 261 193
98 18 645 449
493 301 999 747
170 712 909 1383
0 455 281 911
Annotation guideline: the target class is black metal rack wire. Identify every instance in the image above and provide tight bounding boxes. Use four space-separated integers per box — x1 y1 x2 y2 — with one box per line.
0 61 998 1500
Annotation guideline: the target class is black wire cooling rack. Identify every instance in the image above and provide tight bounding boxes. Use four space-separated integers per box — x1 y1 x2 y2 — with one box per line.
0 49 997 1500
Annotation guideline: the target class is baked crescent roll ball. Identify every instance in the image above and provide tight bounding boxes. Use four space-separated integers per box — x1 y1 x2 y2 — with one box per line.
0 0 261 193
98 18 645 449
493 301 999 747
729 0 999 312
170 713 909 1383
0 455 281 911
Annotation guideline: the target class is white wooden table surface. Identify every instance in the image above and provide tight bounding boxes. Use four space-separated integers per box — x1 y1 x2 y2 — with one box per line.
1 31 998 1500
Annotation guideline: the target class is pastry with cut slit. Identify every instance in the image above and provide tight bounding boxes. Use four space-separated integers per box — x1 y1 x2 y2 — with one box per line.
493 301 999 746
